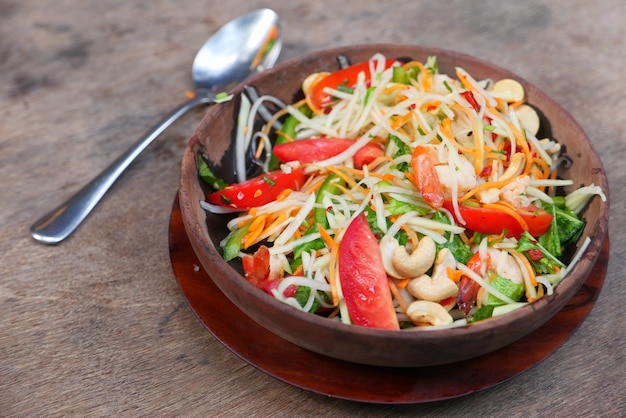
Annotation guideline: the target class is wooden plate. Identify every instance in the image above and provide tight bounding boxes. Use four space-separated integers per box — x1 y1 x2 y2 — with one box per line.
169 194 609 404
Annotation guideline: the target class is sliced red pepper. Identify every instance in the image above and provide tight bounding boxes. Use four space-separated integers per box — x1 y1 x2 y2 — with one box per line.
308 59 398 111
460 90 480 112
442 200 553 238
206 167 306 209
273 138 383 169
338 213 399 330
410 145 444 209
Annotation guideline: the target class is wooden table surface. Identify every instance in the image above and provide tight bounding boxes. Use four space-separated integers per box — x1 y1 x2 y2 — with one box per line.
1 1 624 416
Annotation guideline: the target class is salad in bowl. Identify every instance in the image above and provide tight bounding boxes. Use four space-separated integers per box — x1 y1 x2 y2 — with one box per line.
179 44 608 366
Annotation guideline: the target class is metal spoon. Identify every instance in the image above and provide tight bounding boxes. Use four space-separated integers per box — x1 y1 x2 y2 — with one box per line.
30 8 282 244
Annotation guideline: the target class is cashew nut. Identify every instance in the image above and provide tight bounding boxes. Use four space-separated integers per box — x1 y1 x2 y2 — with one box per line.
499 152 526 182
407 274 458 302
391 236 436 278
406 300 453 326
406 248 459 302
379 235 403 279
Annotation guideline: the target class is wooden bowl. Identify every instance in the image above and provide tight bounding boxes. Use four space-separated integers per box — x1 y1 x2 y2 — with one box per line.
178 44 609 367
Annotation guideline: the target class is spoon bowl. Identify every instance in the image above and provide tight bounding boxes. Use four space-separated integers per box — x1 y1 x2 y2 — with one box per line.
30 8 281 244
193 9 281 90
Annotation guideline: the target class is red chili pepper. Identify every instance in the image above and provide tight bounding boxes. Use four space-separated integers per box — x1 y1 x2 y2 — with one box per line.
308 59 398 111
206 167 306 209
479 165 493 178
460 90 480 112
528 248 544 261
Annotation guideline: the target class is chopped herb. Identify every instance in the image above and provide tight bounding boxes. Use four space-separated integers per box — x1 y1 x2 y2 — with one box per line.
262 176 277 187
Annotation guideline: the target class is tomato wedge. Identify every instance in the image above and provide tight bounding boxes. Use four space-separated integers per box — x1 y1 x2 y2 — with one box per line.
308 59 398 111
338 213 399 330
410 145 444 209
273 138 383 168
207 167 306 209
442 200 553 238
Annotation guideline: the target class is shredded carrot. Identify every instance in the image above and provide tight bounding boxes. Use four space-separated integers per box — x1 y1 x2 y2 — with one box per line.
400 224 420 251
243 214 268 249
396 278 410 289
482 202 529 231
184 90 195 99
275 188 293 202
327 166 357 189
383 84 409 94
452 103 485 174
390 112 414 130
327 307 340 319
447 267 463 283
334 164 391 181
388 278 410 314
264 212 288 235
459 174 527 203
507 249 538 287
532 156 550 180
317 223 335 249
420 100 442 112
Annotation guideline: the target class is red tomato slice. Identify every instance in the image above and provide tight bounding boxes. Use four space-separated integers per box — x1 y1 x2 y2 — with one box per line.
442 200 553 238
206 167 306 209
308 59 398 110
338 213 399 330
410 145 444 209
353 143 384 168
273 138 383 169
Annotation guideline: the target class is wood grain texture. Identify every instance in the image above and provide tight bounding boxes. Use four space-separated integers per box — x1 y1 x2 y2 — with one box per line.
0 0 624 416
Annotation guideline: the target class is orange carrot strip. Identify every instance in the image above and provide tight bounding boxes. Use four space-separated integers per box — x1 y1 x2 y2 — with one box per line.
317 223 335 250
482 202 529 231
388 278 409 314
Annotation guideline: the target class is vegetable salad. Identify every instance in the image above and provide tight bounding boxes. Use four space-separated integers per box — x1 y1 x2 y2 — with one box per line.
199 54 606 329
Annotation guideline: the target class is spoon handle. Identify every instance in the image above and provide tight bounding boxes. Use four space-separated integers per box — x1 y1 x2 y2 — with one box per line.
30 92 215 244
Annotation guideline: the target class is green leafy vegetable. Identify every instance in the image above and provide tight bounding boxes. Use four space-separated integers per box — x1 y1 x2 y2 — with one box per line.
468 305 494 323
432 211 473 264
517 231 566 274
486 275 525 306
